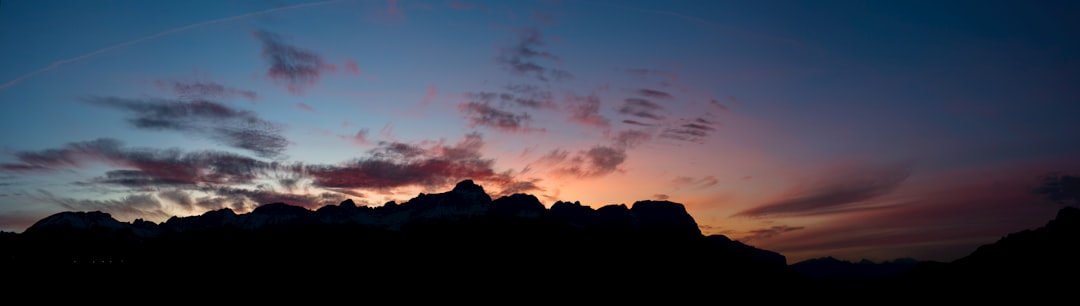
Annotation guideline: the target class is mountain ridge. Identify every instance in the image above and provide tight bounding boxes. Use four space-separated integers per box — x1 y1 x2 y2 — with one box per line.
4 180 1079 299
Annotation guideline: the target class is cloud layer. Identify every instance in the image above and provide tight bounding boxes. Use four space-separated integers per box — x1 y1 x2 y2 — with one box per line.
304 133 500 189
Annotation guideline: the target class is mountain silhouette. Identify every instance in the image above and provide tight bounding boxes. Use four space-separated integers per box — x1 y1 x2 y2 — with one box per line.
5 180 1078 299
2 180 793 297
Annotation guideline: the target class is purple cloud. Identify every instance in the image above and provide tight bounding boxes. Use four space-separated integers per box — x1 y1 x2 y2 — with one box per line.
618 98 665 121
254 30 335 94
734 161 914 217
86 97 288 157
611 129 651 149
739 225 806 242
153 80 258 101
660 116 719 144
1 138 272 187
639 89 673 100
458 102 542 133
565 93 609 128
552 146 628 178
496 28 572 82
305 133 500 189
671 175 719 189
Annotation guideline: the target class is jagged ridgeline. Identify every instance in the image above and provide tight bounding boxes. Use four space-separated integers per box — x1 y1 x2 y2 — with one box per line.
2 180 794 289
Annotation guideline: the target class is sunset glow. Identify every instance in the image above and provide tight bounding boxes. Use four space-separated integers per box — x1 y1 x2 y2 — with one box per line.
1 0 1078 263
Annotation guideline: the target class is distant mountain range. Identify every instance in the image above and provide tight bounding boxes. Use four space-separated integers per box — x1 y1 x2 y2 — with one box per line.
2 180 1077 298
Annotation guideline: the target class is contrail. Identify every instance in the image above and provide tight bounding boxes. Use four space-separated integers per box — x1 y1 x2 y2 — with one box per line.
0 0 342 91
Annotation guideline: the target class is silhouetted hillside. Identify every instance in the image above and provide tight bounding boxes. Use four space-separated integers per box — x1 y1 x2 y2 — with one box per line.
6 180 1078 299
884 206 1079 301
2 180 794 295
791 256 919 281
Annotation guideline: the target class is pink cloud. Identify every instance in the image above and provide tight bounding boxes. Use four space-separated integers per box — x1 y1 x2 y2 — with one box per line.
344 58 361 76
671 175 719 190
564 93 609 128
296 103 316 112
387 0 402 16
351 129 371 146
421 83 437 107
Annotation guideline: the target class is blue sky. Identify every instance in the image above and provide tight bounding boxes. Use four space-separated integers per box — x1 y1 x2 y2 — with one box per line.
1 0 1078 263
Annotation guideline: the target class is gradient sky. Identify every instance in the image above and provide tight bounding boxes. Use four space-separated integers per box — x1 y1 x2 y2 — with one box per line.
1 0 1078 263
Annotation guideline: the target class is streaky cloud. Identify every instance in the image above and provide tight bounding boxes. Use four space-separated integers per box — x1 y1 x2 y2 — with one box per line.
1 138 273 187
639 88 674 100
734 161 915 217
660 116 720 144
458 101 542 133
86 97 288 157
153 80 258 101
740 225 806 242
618 98 665 121
496 28 572 82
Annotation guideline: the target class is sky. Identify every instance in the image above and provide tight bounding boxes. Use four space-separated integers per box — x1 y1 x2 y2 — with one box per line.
1 0 1078 263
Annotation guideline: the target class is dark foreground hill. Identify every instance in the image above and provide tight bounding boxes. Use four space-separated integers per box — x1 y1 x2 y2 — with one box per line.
792 207 1080 298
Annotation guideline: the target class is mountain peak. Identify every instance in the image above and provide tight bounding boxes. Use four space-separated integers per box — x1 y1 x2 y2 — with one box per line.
25 211 126 233
453 179 484 194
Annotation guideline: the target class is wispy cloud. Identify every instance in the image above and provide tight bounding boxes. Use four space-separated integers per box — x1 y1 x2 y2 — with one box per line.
343 58 361 76
638 88 673 100
660 116 719 144
734 161 915 217
458 102 542 133
709 98 730 111
467 85 557 111
2 138 271 187
296 102 316 112
420 83 438 107
86 97 288 157
496 28 571 82
349 129 372 146
622 119 655 127
618 98 665 121
504 84 558 109
610 129 651 149
671 175 719 189
550 146 628 178
254 30 336 94
564 93 610 128
739 225 806 242
153 80 258 101
0 0 341 91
